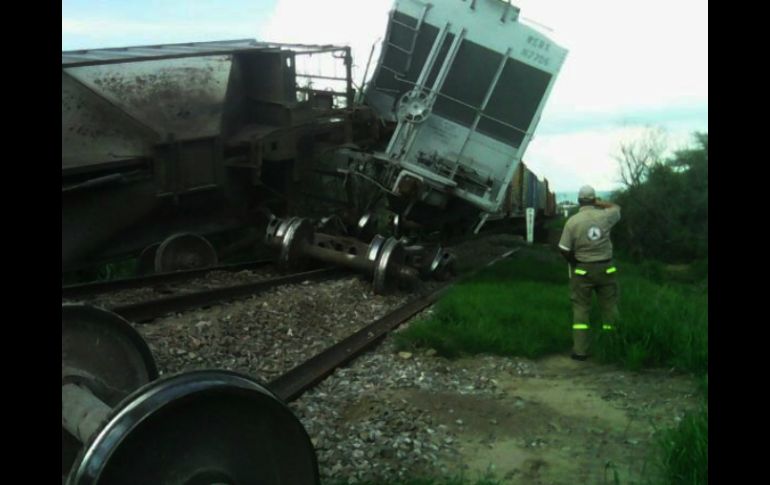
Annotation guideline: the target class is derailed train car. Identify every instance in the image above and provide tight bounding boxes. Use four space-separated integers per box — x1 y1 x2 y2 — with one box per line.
62 40 380 273
351 0 566 233
62 0 563 276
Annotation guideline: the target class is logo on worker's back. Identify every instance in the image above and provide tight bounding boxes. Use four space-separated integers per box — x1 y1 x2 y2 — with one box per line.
587 226 602 241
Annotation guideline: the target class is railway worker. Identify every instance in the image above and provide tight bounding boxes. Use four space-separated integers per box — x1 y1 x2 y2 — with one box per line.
557 185 621 361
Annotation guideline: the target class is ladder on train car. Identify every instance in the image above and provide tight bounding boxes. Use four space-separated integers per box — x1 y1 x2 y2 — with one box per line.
377 2 431 88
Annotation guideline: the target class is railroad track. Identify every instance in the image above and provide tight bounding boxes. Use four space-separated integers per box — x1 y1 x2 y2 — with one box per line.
270 247 521 402
62 245 520 484
108 267 344 323
61 259 275 299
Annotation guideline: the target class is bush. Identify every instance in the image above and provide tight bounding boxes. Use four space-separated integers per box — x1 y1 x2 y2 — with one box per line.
612 133 707 263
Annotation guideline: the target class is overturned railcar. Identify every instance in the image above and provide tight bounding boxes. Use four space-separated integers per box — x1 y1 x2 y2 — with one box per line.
360 0 566 231
62 40 379 273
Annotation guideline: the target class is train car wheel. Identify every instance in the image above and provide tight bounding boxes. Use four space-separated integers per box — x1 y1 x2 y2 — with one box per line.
373 237 406 294
279 218 314 270
366 234 386 263
154 233 218 273
136 243 160 275
67 370 319 485
62 304 159 478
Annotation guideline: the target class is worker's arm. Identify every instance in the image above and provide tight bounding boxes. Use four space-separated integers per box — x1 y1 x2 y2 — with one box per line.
595 199 621 225
558 218 577 263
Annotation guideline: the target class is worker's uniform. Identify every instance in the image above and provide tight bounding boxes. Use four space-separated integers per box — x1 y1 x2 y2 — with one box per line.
558 205 621 356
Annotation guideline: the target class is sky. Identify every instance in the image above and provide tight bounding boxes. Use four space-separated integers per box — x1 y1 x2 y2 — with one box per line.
62 0 708 192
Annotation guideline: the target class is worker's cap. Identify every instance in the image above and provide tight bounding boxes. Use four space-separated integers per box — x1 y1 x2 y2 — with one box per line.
578 185 596 200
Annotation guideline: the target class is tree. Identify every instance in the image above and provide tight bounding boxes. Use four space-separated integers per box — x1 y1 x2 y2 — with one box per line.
611 131 708 263
614 126 668 189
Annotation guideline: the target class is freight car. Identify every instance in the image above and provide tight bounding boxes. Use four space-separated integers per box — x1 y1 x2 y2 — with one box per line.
62 40 380 275
338 0 566 236
500 161 556 219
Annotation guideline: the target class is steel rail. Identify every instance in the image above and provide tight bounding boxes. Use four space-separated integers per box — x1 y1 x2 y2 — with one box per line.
110 267 343 323
62 260 275 299
270 247 521 402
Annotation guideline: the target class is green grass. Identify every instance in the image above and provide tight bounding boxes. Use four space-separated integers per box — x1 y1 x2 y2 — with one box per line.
652 405 708 485
645 372 707 485
698 373 708 400
325 476 500 485
396 245 707 375
394 244 708 485
590 274 707 374
395 249 572 359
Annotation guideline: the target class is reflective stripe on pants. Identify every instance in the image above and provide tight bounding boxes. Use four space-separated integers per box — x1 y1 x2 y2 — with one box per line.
570 262 619 356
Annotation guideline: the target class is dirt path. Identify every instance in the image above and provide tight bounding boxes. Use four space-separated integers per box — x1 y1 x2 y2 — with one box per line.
359 354 699 484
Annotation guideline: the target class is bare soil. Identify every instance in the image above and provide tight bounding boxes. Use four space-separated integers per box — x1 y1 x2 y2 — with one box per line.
341 353 699 484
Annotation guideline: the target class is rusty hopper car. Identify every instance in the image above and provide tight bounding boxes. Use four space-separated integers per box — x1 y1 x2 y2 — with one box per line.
62 40 380 273
355 0 566 233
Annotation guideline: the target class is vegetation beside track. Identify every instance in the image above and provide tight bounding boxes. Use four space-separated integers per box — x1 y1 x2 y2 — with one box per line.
653 398 708 485
329 475 500 485
394 241 708 484
395 244 707 375
62 258 138 286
